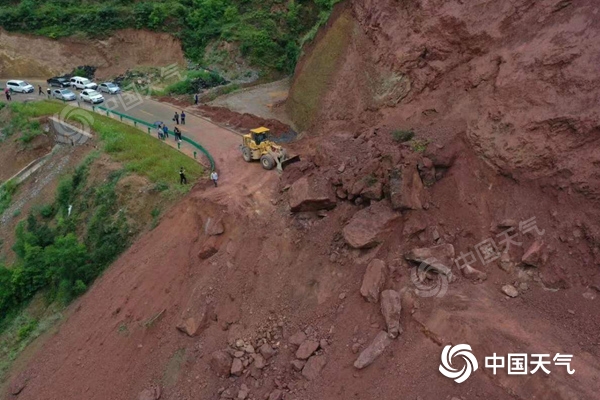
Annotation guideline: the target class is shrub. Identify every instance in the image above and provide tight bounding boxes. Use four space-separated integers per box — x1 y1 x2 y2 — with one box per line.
391 129 414 143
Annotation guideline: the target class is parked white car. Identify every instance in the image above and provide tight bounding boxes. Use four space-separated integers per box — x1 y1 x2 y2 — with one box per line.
52 88 77 101
79 89 104 104
70 76 98 90
98 82 120 94
6 80 35 93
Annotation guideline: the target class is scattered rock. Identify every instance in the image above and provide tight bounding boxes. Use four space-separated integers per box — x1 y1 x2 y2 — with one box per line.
522 240 544 267
288 331 307 346
360 259 387 303
268 389 284 400
343 201 399 248
498 219 518 229
501 284 519 298
210 350 233 377
362 181 383 200
291 359 306 371
259 343 277 360
335 187 347 199
9 373 29 396
417 157 436 186
402 210 428 237
380 290 402 338
251 353 266 369
296 340 320 360
351 343 361 354
198 237 219 259
354 331 392 369
389 165 425 210
205 216 225 236
405 244 455 275
231 358 243 376
288 175 337 212
138 385 161 400
237 384 249 400
461 264 488 281
498 251 514 272
176 303 213 337
302 355 327 380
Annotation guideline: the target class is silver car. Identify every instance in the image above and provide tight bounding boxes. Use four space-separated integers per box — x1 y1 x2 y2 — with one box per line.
52 88 76 101
98 82 121 94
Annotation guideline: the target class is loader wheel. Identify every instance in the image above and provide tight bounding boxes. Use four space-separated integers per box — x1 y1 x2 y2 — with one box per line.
260 154 275 170
242 146 252 162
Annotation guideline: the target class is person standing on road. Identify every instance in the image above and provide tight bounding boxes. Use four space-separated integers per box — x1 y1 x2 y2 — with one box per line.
180 110 186 125
173 112 179 125
46 88 51 98
157 123 163 140
38 85 43 96
194 93 199 105
163 124 169 139
174 126 182 142
4 87 11 101
210 170 218 187
179 167 187 185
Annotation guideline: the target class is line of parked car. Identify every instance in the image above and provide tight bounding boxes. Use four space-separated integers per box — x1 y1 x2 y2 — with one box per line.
5 76 122 105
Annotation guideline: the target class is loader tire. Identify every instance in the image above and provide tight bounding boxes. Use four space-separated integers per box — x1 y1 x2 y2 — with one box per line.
242 146 252 162
260 154 275 170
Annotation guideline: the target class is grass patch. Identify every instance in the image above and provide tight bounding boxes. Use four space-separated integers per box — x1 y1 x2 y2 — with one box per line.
0 180 17 216
0 307 62 383
410 139 430 153
391 129 414 143
288 10 353 131
11 101 203 187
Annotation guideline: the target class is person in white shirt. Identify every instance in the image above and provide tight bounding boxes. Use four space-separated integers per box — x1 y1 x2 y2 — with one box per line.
210 171 218 187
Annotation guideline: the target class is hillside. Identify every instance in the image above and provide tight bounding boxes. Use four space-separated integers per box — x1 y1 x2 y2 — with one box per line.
0 0 341 75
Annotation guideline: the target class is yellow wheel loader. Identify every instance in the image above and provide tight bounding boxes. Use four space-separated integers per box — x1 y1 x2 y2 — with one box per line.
241 127 299 171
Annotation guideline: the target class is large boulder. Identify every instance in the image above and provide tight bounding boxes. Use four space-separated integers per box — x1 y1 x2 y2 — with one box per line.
380 290 402 338
360 259 387 303
389 165 425 210
138 385 161 400
405 244 455 275
204 216 224 236
354 331 392 369
343 201 400 249
288 175 336 212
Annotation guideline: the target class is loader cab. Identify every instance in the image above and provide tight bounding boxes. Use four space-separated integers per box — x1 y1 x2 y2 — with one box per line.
250 127 270 146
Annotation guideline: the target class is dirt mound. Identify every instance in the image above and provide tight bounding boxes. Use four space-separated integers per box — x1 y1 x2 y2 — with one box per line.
0 29 185 79
194 104 295 139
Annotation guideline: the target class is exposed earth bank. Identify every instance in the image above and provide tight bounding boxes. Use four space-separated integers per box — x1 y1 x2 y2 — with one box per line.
0 29 185 79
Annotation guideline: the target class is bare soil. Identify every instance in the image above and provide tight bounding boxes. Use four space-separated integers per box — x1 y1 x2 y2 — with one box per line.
0 29 185 79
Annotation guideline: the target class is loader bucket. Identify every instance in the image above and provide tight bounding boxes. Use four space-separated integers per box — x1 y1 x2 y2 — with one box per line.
277 155 301 172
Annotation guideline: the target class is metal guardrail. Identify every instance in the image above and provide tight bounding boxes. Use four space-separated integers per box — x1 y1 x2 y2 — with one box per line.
87 104 216 171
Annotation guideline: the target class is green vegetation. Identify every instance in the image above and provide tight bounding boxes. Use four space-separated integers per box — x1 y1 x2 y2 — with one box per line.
0 0 342 74
287 9 353 131
0 180 18 216
0 100 205 359
11 101 203 187
391 129 414 143
410 138 430 153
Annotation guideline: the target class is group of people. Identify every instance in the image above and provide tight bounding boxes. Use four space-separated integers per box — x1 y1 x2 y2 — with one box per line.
173 111 186 125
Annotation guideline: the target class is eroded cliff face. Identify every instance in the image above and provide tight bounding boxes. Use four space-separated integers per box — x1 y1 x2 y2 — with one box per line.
290 0 600 202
